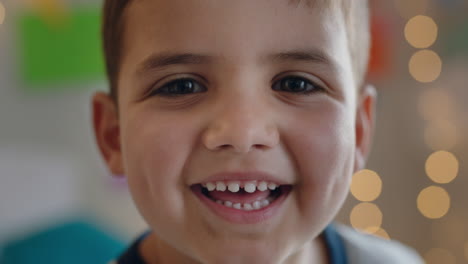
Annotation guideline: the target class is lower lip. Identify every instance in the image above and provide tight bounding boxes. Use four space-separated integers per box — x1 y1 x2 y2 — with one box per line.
191 185 291 225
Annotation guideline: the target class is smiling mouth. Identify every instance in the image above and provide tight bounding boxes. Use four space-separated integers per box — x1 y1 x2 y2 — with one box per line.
191 181 293 211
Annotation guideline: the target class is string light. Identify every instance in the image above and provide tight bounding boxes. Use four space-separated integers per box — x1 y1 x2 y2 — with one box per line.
405 15 438 49
409 50 442 83
417 186 450 219
350 203 383 233
350 169 382 202
425 151 459 184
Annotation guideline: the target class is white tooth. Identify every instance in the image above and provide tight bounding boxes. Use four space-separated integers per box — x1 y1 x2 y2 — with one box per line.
216 182 227 191
228 182 240 193
244 182 257 193
216 200 223 204
225 201 233 207
257 181 268 191
243 203 253 211
206 182 216 191
261 199 270 207
233 203 242 209
253 201 261 209
268 183 278 190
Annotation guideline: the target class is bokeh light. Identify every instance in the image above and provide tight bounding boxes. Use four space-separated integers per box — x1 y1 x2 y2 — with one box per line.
350 169 382 202
425 151 459 184
0 2 5 25
363 226 390 240
350 203 383 233
409 50 442 83
424 121 459 151
394 0 428 19
424 248 456 264
418 89 455 121
417 186 450 219
405 15 438 49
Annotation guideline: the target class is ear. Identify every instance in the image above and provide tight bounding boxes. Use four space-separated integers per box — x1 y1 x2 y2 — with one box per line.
92 92 124 176
354 84 377 172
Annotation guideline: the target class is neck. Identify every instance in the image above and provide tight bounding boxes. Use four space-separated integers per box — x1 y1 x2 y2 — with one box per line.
140 233 329 264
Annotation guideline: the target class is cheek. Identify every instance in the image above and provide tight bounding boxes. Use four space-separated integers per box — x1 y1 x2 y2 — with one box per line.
286 105 355 219
120 110 196 225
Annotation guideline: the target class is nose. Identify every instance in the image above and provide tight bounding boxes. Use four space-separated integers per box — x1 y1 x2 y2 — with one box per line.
202 96 279 154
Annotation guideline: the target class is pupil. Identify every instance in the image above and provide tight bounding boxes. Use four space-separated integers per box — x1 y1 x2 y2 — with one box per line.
285 78 305 92
170 80 193 93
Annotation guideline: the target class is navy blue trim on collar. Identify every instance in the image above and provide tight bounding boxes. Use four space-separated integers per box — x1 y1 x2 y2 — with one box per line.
116 231 150 264
322 224 348 264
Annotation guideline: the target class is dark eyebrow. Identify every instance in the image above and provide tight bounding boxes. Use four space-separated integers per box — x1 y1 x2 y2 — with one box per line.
264 49 338 72
137 52 214 75
136 49 338 75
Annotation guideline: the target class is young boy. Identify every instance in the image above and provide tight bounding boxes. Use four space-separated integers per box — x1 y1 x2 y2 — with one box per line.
92 0 424 263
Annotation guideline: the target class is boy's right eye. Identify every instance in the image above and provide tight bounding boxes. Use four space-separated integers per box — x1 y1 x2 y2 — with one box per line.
150 78 207 97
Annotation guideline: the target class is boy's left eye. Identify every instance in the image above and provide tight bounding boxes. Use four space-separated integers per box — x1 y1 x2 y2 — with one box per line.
272 76 325 94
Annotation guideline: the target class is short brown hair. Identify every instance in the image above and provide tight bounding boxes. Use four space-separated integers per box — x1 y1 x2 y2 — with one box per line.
102 0 370 100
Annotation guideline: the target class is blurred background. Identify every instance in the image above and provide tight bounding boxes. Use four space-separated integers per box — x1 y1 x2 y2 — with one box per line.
0 0 467 263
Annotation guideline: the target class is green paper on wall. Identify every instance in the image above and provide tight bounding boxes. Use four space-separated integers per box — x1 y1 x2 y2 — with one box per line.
17 8 104 90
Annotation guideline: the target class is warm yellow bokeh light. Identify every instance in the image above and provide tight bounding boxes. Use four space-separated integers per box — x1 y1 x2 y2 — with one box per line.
363 227 390 240
350 169 382 202
350 203 383 233
424 121 458 151
409 50 442 83
405 16 438 49
425 151 459 184
0 2 5 25
394 0 428 19
417 186 450 219
424 248 456 264
418 89 454 121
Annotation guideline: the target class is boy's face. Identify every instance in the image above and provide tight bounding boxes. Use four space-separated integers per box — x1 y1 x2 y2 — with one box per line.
94 0 375 263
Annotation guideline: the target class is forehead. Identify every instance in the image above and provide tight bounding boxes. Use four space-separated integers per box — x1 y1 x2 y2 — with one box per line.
120 0 352 85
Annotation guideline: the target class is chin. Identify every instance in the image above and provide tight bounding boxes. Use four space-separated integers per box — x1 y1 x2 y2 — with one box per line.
195 241 283 264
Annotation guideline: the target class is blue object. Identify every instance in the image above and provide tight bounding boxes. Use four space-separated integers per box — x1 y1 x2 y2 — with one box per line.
1 221 126 264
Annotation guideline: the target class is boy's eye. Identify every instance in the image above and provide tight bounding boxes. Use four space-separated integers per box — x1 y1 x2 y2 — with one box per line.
150 75 324 98
150 78 207 97
272 76 325 94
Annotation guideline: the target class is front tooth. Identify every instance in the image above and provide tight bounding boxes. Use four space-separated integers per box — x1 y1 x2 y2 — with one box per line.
261 199 270 207
224 201 233 208
253 201 261 209
216 182 227 191
268 183 278 190
228 182 240 193
233 203 242 209
243 203 253 211
206 182 216 191
257 181 268 191
244 182 257 193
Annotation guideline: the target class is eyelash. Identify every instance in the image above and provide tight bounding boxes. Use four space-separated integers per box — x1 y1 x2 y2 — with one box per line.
149 75 326 98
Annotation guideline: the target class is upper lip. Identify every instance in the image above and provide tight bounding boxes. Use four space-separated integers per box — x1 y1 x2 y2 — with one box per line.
194 171 292 186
